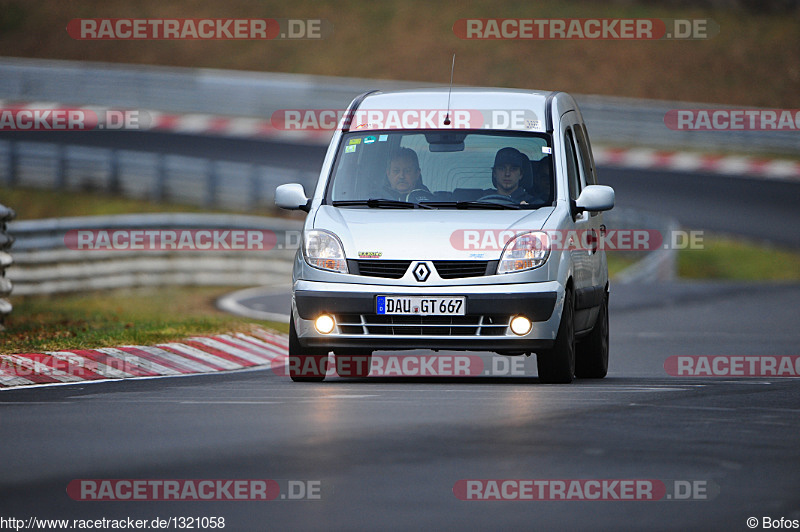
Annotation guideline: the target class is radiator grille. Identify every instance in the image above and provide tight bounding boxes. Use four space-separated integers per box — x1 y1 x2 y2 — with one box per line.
336 313 510 336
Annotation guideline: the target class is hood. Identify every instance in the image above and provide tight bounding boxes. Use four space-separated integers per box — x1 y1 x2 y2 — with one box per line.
312 205 555 260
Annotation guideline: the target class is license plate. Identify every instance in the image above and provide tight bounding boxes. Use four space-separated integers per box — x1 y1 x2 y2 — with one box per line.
376 296 466 316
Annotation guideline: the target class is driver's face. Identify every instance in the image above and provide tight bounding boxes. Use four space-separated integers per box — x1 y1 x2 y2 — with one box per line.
493 164 522 195
387 158 420 193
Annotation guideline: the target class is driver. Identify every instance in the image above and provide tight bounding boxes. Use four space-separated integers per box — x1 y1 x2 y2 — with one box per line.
383 148 431 202
489 147 537 204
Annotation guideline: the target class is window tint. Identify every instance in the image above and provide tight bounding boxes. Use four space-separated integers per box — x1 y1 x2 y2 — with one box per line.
574 125 597 186
564 128 581 201
325 130 555 208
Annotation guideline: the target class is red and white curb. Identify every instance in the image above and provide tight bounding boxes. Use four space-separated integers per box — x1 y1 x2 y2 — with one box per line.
0 328 289 389
593 146 800 181
0 99 331 144
3 100 799 180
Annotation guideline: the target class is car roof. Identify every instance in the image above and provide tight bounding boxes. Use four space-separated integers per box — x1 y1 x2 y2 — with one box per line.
349 88 565 133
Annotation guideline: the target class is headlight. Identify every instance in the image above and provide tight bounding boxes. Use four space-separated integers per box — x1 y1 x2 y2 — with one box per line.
497 231 550 274
303 230 348 273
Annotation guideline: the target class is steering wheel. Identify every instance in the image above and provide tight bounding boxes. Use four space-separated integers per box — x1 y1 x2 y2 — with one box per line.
477 194 519 205
406 189 435 203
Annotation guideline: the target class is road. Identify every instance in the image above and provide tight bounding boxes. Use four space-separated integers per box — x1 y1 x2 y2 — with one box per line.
1 281 799 530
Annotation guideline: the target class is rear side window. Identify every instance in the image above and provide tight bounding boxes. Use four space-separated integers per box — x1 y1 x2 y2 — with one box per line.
573 125 597 186
564 128 581 201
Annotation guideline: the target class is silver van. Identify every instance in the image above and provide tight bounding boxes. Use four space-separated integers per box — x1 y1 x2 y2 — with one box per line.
275 88 614 383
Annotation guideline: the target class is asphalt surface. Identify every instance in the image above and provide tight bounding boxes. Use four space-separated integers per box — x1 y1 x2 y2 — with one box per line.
603 168 800 249
1 282 799 531
2 132 800 530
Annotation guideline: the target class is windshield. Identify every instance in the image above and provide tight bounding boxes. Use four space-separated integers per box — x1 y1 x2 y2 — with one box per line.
325 130 554 209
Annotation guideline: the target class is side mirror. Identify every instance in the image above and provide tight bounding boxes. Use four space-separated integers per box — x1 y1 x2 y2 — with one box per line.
275 183 310 212
575 185 615 213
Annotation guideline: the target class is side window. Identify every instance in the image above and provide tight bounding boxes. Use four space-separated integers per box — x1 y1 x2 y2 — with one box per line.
564 128 581 201
574 125 597 186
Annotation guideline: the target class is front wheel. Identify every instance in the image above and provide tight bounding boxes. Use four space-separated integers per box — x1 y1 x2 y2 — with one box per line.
537 288 576 384
289 313 329 382
575 291 609 379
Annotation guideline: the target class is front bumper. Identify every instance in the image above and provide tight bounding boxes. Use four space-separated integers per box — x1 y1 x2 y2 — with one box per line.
292 280 563 352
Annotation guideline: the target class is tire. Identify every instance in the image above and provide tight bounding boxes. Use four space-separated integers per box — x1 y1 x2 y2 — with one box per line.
537 288 576 384
575 291 609 379
334 350 373 378
289 313 329 382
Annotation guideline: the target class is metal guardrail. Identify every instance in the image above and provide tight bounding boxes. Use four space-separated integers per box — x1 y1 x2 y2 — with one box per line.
7 213 302 295
0 140 317 211
606 208 679 284
0 203 15 326
2 57 798 155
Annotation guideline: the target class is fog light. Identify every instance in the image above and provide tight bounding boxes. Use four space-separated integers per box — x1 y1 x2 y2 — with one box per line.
315 314 335 334
510 315 532 336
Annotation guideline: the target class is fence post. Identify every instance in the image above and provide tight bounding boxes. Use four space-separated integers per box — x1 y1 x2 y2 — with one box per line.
249 164 261 211
6 140 18 186
154 153 167 202
205 160 218 208
0 203 16 329
56 143 67 189
109 148 120 194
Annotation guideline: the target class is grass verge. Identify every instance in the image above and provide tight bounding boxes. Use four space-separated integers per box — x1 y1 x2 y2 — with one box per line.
678 235 800 281
606 251 638 278
1 185 243 220
2 285 288 355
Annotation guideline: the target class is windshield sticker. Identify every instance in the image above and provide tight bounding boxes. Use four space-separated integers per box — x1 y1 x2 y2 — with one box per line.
364 136 376 144
348 138 362 145
358 251 383 258
378 134 388 141
542 146 552 154
345 145 357 153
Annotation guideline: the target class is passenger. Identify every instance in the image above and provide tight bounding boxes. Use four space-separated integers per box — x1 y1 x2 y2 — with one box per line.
383 148 431 202
529 155 553 205
489 147 537 204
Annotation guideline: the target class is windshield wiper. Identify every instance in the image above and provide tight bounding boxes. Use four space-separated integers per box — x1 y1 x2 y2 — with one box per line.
332 199 434 209
419 201 521 210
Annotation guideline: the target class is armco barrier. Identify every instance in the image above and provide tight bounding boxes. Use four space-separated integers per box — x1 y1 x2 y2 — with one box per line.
0 203 14 326
605 208 680 283
0 140 318 211
7 213 301 295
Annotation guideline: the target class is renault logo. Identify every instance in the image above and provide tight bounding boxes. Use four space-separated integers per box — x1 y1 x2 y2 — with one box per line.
413 262 430 282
